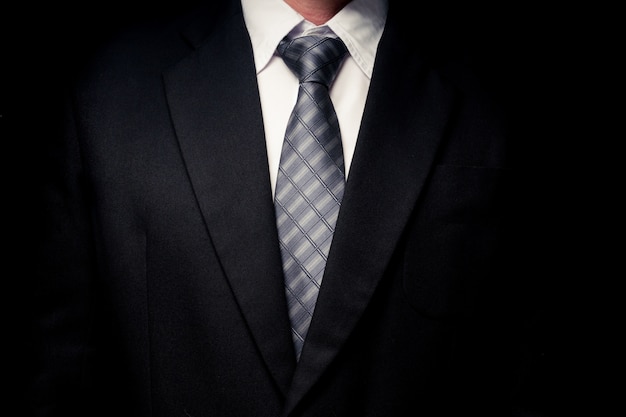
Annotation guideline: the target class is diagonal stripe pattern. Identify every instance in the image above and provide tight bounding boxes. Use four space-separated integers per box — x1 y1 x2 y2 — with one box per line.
275 36 348 359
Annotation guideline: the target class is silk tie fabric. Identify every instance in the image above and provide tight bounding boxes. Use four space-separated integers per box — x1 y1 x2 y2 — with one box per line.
274 36 349 359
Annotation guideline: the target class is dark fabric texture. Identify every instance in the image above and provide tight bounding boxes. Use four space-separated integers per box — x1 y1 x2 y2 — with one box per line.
20 1 576 416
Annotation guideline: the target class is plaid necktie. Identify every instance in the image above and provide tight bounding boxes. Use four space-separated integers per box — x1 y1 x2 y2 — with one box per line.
274 35 348 359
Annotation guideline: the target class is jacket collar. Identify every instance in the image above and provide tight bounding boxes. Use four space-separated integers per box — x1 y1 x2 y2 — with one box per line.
165 0 457 411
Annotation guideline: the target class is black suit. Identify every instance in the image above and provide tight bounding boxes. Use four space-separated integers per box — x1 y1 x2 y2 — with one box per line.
28 1 551 416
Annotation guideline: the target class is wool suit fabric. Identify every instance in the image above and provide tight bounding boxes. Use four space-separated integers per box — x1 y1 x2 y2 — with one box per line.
30 1 546 416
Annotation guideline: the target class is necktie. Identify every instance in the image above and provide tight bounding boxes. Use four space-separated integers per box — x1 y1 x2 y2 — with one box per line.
274 36 348 358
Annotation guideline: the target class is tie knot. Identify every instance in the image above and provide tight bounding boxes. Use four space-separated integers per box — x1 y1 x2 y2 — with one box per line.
278 36 348 87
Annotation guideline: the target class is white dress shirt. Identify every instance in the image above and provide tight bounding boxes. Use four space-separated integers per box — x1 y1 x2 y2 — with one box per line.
240 0 388 195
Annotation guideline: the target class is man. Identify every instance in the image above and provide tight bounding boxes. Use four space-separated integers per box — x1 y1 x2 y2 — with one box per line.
29 0 548 416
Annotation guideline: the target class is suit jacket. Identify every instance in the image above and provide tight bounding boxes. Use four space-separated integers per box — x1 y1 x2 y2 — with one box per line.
30 1 546 416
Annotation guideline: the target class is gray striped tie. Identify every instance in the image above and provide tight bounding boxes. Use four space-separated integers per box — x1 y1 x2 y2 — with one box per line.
275 36 348 359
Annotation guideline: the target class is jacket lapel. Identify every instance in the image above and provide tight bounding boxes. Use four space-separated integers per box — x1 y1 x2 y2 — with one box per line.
283 8 458 414
162 6 296 395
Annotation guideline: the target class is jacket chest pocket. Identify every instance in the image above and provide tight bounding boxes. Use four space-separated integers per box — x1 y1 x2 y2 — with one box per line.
402 164 513 318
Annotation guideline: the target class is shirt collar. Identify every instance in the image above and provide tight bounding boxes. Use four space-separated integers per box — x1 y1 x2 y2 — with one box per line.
241 0 388 78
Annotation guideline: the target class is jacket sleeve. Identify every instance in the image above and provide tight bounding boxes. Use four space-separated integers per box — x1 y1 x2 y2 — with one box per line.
28 89 100 417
